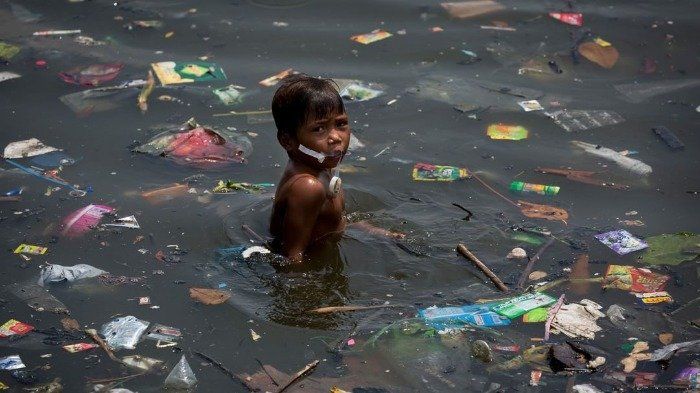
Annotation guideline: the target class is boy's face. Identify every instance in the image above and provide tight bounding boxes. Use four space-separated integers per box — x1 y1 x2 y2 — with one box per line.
287 111 350 169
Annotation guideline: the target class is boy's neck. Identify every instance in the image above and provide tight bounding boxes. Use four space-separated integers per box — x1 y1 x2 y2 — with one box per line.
289 158 331 177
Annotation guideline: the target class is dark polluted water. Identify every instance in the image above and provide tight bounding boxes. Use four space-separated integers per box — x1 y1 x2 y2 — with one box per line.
1 0 699 391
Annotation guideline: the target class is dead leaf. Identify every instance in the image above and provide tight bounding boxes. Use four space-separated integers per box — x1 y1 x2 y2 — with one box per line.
619 219 645 227
441 0 504 19
620 352 651 373
518 200 569 223
188 287 230 305
60 318 80 331
578 41 619 69
528 271 548 281
658 333 673 345
621 356 637 372
631 341 649 354
237 364 290 392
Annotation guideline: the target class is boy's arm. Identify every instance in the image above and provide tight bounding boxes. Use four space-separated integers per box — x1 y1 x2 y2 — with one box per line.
280 177 326 263
351 220 405 239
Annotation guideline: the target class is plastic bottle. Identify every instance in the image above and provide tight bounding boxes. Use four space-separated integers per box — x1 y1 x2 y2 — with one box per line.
509 181 560 195
418 303 510 328
412 163 469 181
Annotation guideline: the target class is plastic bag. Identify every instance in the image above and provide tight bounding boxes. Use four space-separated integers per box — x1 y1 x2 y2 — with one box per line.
133 118 251 167
649 339 700 362
100 316 149 350
164 355 197 389
550 299 605 339
38 264 107 286
3 138 59 158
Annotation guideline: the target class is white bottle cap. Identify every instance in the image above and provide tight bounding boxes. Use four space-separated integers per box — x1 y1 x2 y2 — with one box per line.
329 175 342 197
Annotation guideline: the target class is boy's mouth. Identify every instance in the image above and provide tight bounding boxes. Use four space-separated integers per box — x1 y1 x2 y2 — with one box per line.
328 149 344 158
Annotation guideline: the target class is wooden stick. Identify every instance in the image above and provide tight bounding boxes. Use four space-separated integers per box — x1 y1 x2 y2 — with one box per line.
137 70 155 113
456 244 509 292
213 109 271 117
275 360 319 393
311 304 395 314
255 358 280 386
87 372 145 384
544 294 565 341
516 237 555 289
194 351 239 382
85 329 122 363
0 196 20 202
242 224 265 243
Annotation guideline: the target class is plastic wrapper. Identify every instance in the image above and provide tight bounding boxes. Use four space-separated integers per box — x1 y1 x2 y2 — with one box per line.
333 78 385 102
0 355 25 370
602 265 669 293
595 230 648 255
38 264 107 286
572 384 603 393
490 292 557 319
164 354 197 389
548 110 624 132
0 41 20 61
412 163 470 181
350 30 393 45
151 61 226 85
61 205 116 238
60 86 140 116
100 316 150 350
614 79 700 103
419 302 511 330
122 355 163 372
3 138 59 158
58 63 124 86
407 75 562 111
673 367 700 389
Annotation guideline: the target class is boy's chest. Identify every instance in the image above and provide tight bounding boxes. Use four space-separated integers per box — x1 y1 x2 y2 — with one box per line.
313 192 345 234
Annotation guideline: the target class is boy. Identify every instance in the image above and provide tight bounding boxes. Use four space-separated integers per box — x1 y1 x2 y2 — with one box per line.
270 75 401 263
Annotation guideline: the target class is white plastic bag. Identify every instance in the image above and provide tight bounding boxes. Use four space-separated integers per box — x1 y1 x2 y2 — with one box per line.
100 316 149 350
38 264 106 286
164 355 197 389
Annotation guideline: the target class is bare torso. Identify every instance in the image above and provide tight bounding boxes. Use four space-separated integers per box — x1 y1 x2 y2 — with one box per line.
270 165 345 250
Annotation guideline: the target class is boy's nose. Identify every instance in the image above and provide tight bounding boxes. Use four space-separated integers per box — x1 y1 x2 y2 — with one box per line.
328 128 342 143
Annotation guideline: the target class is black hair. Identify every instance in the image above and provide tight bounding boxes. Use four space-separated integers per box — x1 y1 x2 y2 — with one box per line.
271 74 345 139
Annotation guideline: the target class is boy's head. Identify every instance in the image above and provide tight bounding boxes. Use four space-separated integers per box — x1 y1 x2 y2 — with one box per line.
272 74 350 168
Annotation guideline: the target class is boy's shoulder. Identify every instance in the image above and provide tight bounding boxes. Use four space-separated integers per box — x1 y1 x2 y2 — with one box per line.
280 172 326 205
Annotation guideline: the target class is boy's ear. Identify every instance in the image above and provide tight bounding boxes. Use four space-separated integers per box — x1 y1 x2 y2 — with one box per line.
277 132 297 152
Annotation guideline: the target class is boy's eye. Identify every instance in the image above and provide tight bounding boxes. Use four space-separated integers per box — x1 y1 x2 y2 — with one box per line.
313 126 325 132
